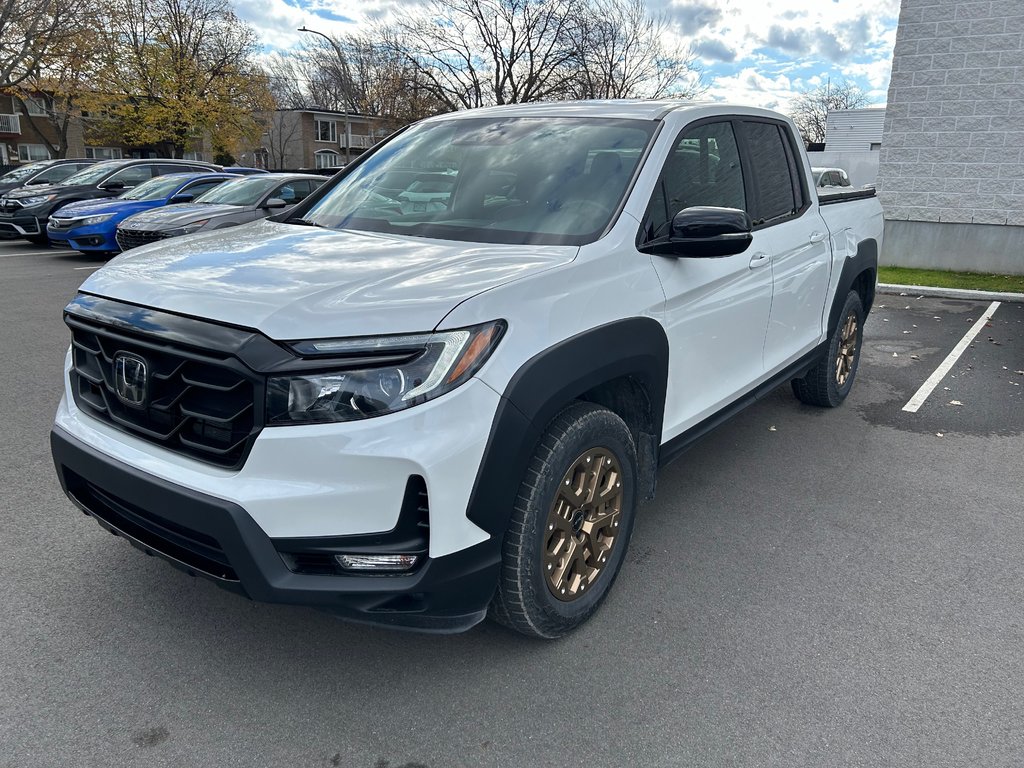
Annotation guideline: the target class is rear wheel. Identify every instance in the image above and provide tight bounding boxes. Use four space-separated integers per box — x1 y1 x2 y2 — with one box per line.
490 402 638 639
792 290 864 407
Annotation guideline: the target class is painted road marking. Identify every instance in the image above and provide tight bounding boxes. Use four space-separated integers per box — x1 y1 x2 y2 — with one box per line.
0 249 73 258
902 300 1001 413
72 266 101 271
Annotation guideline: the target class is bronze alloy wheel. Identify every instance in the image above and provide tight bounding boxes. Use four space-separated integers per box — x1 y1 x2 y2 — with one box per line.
543 447 624 602
835 310 859 387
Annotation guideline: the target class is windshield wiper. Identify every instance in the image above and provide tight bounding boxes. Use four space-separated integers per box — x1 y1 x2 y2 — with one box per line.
290 218 327 228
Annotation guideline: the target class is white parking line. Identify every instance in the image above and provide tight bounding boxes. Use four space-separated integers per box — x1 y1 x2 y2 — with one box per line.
0 249 73 258
72 266 101 271
902 300 1001 413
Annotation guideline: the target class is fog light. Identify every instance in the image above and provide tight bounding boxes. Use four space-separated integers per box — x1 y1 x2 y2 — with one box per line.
335 553 419 572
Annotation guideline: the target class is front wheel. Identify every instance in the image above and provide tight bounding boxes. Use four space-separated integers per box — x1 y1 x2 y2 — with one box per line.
792 290 864 407
490 402 638 639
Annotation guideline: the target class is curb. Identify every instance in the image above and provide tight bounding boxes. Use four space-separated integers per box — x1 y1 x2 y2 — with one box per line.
877 283 1024 303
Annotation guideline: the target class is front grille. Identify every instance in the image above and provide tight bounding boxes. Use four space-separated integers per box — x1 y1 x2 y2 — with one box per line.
0 197 23 212
64 469 238 581
116 228 170 251
49 218 72 231
67 313 262 469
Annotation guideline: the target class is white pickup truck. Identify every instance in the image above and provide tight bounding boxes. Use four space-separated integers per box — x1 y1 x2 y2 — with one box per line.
51 101 883 638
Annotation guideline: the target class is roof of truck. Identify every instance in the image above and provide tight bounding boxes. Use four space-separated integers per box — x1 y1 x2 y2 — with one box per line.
421 99 721 122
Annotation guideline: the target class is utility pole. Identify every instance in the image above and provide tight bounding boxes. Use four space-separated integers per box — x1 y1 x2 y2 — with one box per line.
298 26 351 165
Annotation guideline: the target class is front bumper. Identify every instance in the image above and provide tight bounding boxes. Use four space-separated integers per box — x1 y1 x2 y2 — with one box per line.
52 427 502 632
47 222 118 251
0 212 43 237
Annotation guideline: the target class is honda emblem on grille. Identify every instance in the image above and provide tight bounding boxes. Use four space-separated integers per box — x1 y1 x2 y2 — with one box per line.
114 353 148 408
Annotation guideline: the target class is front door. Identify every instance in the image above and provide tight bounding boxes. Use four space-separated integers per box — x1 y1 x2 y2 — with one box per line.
639 119 774 440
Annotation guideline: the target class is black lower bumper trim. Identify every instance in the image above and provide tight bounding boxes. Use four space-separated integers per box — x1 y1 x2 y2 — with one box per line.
50 426 501 633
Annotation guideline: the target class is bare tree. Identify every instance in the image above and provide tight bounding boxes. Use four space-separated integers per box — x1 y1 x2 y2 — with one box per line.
261 110 301 169
264 34 446 127
0 0 86 87
569 0 704 100
790 79 869 146
388 0 586 111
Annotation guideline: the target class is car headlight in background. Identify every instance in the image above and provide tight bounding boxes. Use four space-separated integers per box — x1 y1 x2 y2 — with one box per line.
18 194 57 206
165 219 210 236
75 213 115 226
267 320 506 425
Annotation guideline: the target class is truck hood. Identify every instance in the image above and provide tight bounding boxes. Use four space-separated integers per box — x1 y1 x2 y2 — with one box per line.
120 203 242 230
80 219 578 339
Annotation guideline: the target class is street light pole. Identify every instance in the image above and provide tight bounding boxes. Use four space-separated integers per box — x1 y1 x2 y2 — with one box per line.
298 26 351 165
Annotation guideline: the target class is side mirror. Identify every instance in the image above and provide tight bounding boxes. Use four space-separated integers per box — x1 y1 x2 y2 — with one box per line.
100 180 124 191
169 193 194 203
263 197 288 209
642 206 753 258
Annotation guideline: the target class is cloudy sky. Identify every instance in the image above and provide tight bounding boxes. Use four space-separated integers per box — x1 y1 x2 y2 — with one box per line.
237 0 900 112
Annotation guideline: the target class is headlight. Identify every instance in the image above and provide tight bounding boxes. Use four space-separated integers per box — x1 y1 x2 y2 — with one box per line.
166 218 210 236
267 320 506 425
77 213 115 226
19 194 57 206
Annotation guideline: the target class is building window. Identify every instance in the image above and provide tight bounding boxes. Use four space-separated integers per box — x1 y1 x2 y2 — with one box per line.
17 144 50 162
183 151 204 161
315 149 342 169
315 119 337 143
85 146 123 160
23 96 47 116
869 142 881 151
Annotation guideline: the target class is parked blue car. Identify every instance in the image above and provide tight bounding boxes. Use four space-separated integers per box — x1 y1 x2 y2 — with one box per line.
46 172 241 254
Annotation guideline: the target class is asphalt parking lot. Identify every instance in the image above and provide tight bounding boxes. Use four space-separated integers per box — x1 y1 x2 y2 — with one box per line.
2 240 1023 767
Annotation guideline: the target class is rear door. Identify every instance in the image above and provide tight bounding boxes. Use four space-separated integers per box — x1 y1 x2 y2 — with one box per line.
736 119 831 371
640 119 774 436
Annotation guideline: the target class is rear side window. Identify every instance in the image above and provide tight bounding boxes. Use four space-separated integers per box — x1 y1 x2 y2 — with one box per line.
739 121 799 225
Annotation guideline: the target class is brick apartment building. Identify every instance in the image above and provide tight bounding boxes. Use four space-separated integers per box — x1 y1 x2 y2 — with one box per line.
256 109 389 170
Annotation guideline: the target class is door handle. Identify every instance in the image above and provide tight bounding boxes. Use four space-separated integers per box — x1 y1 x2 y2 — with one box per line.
748 251 770 269
809 230 827 243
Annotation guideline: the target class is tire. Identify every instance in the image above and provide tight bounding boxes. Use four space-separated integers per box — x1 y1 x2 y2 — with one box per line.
490 401 639 639
792 290 865 407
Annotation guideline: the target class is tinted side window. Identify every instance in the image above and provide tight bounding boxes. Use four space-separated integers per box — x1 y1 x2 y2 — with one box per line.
180 180 224 197
289 180 315 202
107 165 155 188
739 121 797 224
643 121 746 240
272 182 297 202
34 165 84 184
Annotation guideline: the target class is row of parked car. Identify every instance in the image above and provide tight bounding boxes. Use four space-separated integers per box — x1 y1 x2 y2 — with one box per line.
0 157 326 254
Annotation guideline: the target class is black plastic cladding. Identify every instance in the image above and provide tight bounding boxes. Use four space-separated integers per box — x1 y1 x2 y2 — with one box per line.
462 317 669 539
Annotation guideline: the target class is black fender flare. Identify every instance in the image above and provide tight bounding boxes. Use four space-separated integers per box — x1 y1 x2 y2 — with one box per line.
828 237 878 335
464 317 669 539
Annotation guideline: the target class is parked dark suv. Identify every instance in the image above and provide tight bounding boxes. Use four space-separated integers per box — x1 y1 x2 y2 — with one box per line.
0 158 217 243
0 159 97 196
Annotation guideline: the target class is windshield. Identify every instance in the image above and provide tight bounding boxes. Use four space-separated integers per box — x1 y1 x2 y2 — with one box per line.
193 176 283 206
1 162 49 183
120 174 194 201
60 161 123 186
300 117 656 245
